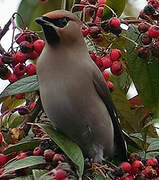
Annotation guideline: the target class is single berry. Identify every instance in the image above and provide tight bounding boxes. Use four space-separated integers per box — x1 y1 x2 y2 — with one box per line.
106 81 114 91
146 158 158 167
8 73 19 83
26 64 36 76
33 39 45 53
15 33 26 44
82 28 90 37
28 102 36 110
16 152 27 160
52 154 65 163
143 4 155 15
109 17 120 29
15 93 25 99
101 55 112 69
141 33 152 45
102 71 110 81
0 154 7 166
131 160 144 174
120 162 132 173
20 41 33 53
138 23 150 33
14 63 26 76
54 169 67 180
89 51 96 61
44 149 55 161
33 146 44 156
94 56 103 68
148 0 159 9
12 51 27 64
98 0 106 5
148 25 159 38
27 50 40 59
111 61 123 76
110 49 122 61
137 47 149 58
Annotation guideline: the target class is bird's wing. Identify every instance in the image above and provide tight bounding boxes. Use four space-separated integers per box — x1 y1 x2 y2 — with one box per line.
92 66 128 161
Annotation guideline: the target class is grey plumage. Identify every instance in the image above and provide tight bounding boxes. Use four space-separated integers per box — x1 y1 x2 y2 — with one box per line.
35 10 127 162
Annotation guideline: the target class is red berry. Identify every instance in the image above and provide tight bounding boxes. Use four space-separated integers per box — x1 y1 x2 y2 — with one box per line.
0 133 3 145
101 55 112 69
131 160 144 174
54 169 67 180
89 51 96 61
15 33 26 44
141 33 152 45
89 26 100 36
0 168 3 175
111 61 123 76
16 152 27 160
33 39 45 54
26 64 36 76
110 49 121 61
82 28 90 37
142 166 157 178
148 25 159 38
52 154 65 163
8 73 19 83
120 162 132 173
109 17 121 29
15 93 25 99
137 47 149 58
14 63 26 76
96 7 104 18
27 50 40 59
98 0 106 5
138 23 150 33
44 149 55 161
148 0 159 9
33 146 44 156
146 158 158 167
12 51 27 64
20 41 33 53
94 56 103 68
0 154 7 166
106 81 114 90
102 71 110 81
28 102 36 110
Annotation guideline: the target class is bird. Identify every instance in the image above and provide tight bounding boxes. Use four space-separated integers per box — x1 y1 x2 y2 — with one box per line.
35 10 127 163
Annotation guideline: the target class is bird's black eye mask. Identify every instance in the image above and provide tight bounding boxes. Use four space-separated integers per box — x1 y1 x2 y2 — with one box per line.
42 16 70 28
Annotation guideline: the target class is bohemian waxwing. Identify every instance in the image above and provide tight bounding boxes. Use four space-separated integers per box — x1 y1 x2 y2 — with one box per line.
35 10 127 162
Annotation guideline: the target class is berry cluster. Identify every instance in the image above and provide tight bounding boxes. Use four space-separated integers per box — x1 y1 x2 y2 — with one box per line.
73 0 124 90
89 48 123 90
112 153 159 180
137 0 159 59
0 28 45 99
0 130 77 180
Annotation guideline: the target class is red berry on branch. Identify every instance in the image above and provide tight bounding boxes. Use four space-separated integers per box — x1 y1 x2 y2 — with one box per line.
15 33 26 44
141 33 152 45
95 56 103 68
0 133 3 145
101 55 112 69
148 25 159 38
52 154 65 163
111 61 123 76
131 160 144 174
146 158 158 167
82 28 90 37
98 0 106 5
137 47 150 58
26 64 36 76
8 73 19 83
27 50 40 59
44 149 55 161
148 0 159 9
120 162 132 173
16 152 27 160
138 23 150 33
0 154 7 166
33 39 45 54
15 93 25 99
106 81 114 90
54 169 67 180
33 146 44 156
110 49 121 61
12 51 27 64
102 71 110 81
28 102 36 110
109 17 121 29
14 63 26 76
20 41 33 53
89 51 96 61
96 7 104 18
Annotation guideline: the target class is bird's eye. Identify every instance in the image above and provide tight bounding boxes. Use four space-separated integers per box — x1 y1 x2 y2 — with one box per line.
42 16 70 28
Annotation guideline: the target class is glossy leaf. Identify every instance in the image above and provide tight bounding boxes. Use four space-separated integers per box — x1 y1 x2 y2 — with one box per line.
17 0 62 31
37 123 84 177
4 140 41 155
0 75 39 99
126 25 159 113
102 0 126 20
32 169 48 180
4 156 46 173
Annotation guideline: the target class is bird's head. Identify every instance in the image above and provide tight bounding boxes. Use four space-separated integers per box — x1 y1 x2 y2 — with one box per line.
35 10 83 46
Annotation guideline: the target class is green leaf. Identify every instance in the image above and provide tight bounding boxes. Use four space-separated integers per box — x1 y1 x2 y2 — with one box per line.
143 118 159 129
126 25 159 113
146 140 159 158
32 169 48 180
37 123 84 177
17 0 62 31
94 175 105 180
102 0 126 20
4 156 46 173
0 75 39 99
4 140 41 155
66 0 74 11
